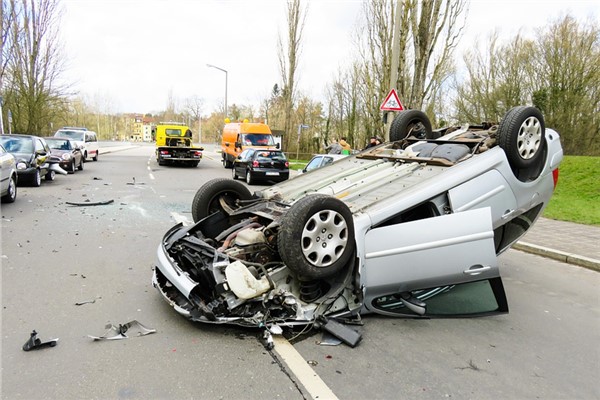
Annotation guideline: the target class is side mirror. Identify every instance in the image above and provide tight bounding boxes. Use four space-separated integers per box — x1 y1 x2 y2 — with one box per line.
235 142 242 149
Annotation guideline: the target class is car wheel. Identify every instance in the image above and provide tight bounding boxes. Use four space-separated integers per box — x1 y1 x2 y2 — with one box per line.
45 170 55 181
31 169 41 187
278 194 355 280
498 106 546 170
224 158 233 169
390 110 433 141
83 151 88 162
1 175 17 203
92 151 99 161
231 167 238 180
69 160 76 174
78 158 84 171
191 178 253 223
245 170 254 185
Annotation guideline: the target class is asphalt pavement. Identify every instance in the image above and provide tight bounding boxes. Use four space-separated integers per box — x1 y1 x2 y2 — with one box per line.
100 142 600 273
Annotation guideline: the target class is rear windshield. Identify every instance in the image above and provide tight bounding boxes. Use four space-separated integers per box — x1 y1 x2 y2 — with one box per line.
242 134 275 146
55 130 85 141
255 151 286 161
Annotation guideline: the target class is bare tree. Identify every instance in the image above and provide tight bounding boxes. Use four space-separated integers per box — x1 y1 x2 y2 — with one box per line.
4 0 68 134
277 0 307 151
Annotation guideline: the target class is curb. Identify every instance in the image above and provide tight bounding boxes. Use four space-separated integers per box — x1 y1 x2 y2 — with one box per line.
513 241 600 272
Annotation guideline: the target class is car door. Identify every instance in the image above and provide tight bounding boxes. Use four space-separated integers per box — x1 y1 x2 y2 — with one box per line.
362 207 507 317
0 145 10 191
235 149 252 177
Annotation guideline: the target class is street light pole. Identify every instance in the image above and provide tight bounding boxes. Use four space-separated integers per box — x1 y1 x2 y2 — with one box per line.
207 64 228 120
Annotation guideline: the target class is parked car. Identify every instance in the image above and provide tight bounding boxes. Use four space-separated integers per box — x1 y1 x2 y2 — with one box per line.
299 153 347 174
0 134 67 186
53 128 99 162
231 148 290 185
45 137 84 174
153 106 562 343
0 143 18 202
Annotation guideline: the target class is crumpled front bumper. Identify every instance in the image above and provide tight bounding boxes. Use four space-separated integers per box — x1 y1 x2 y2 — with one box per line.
152 241 195 317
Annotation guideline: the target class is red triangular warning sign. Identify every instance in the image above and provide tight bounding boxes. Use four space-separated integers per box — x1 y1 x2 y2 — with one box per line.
380 89 404 111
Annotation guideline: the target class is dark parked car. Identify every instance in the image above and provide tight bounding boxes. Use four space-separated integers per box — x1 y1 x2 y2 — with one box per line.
45 137 84 173
231 149 289 185
0 143 17 202
0 134 66 186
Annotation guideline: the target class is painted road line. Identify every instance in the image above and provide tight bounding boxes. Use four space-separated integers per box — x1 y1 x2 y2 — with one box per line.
273 336 338 400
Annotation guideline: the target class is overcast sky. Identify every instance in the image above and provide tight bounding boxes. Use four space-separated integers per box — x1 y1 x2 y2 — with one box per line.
59 0 598 115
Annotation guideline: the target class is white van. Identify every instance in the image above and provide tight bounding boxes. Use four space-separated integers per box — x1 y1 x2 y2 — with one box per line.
54 128 99 161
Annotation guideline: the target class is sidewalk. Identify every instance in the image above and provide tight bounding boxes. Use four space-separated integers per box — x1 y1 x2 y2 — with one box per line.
514 217 600 272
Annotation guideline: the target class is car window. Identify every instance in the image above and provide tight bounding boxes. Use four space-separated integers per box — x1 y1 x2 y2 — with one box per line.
0 144 6 155
305 156 323 172
47 139 70 150
323 157 335 166
35 139 46 152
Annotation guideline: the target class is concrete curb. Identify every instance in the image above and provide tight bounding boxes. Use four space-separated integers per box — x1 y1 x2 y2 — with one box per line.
513 241 600 272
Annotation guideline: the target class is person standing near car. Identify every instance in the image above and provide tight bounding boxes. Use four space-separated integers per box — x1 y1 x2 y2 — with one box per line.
364 136 378 150
339 137 352 155
325 138 343 154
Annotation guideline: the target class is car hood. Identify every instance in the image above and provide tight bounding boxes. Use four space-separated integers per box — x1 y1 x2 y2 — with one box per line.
8 151 34 163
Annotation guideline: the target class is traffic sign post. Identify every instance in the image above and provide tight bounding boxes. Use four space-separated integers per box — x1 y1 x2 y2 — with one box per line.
380 89 404 111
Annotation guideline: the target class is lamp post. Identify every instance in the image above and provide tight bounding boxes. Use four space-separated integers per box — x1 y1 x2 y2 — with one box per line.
207 64 228 120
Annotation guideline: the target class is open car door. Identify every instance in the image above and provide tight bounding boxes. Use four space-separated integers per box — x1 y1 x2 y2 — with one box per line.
362 207 508 317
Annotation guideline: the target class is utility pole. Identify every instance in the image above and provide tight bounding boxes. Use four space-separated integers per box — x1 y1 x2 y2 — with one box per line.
385 0 403 142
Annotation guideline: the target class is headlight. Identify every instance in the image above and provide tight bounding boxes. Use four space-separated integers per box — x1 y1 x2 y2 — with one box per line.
16 161 27 170
61 153 72 160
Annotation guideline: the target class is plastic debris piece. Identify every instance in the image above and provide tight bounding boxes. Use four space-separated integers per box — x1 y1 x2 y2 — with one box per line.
66 199 114 207
316 331 343 346
75 299 96 306
260 329 274 350
22 330 58 351
88 320 156 341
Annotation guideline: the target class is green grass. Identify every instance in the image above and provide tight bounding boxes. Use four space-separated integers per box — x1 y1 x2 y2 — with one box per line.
288 159 309 171
543 155 600 226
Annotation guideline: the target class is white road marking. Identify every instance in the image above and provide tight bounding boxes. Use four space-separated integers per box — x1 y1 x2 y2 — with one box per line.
273 336 339 400
170 212 190 226
149 173 155 180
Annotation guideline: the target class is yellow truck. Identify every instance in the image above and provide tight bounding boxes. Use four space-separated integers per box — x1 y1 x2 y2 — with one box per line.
154 122 203 167
221 121 278 168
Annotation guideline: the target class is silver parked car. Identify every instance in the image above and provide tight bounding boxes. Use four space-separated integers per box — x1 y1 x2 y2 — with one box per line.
152 106 563 342
0 143 18 203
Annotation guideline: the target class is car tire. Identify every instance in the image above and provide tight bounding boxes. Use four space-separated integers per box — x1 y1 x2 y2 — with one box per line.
278 194 355 280
390 110 433 141
497 106 546 170
78 158 84 171
83 151 88 162
68 160 76 174
231 167 238 180
191 178 253 223
31 169 41 187
1 175 17 203
245 170 254 185
223 158 233 169
92 151 98 161
45 170 55 181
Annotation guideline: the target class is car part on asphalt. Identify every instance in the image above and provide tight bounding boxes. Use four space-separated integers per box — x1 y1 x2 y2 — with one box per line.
66 199 114 206
22 330 58 351
88 320 156 341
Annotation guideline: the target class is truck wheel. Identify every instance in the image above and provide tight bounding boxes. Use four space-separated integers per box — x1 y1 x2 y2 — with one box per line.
191 178 253 223
498 106 546 170
390 110 433 141
278 194 355 280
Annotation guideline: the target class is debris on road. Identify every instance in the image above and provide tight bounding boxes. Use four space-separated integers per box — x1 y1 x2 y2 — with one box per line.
74 298 98 306
88 320 156 341
66 199 114 206
22 330 59 351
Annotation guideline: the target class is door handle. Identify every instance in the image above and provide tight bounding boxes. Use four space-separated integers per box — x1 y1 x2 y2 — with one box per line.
463 265 492 275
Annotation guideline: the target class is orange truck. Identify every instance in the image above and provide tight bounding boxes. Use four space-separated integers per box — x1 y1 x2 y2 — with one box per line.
221 121 278 168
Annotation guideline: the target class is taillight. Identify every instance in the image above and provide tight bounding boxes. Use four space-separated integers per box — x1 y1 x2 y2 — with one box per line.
194 151 202 156
552 168 559 189
160 150 169 155
252 160 259 167
285 161 289 167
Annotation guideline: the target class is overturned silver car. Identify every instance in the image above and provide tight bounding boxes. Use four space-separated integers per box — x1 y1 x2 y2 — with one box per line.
153 106 563 335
